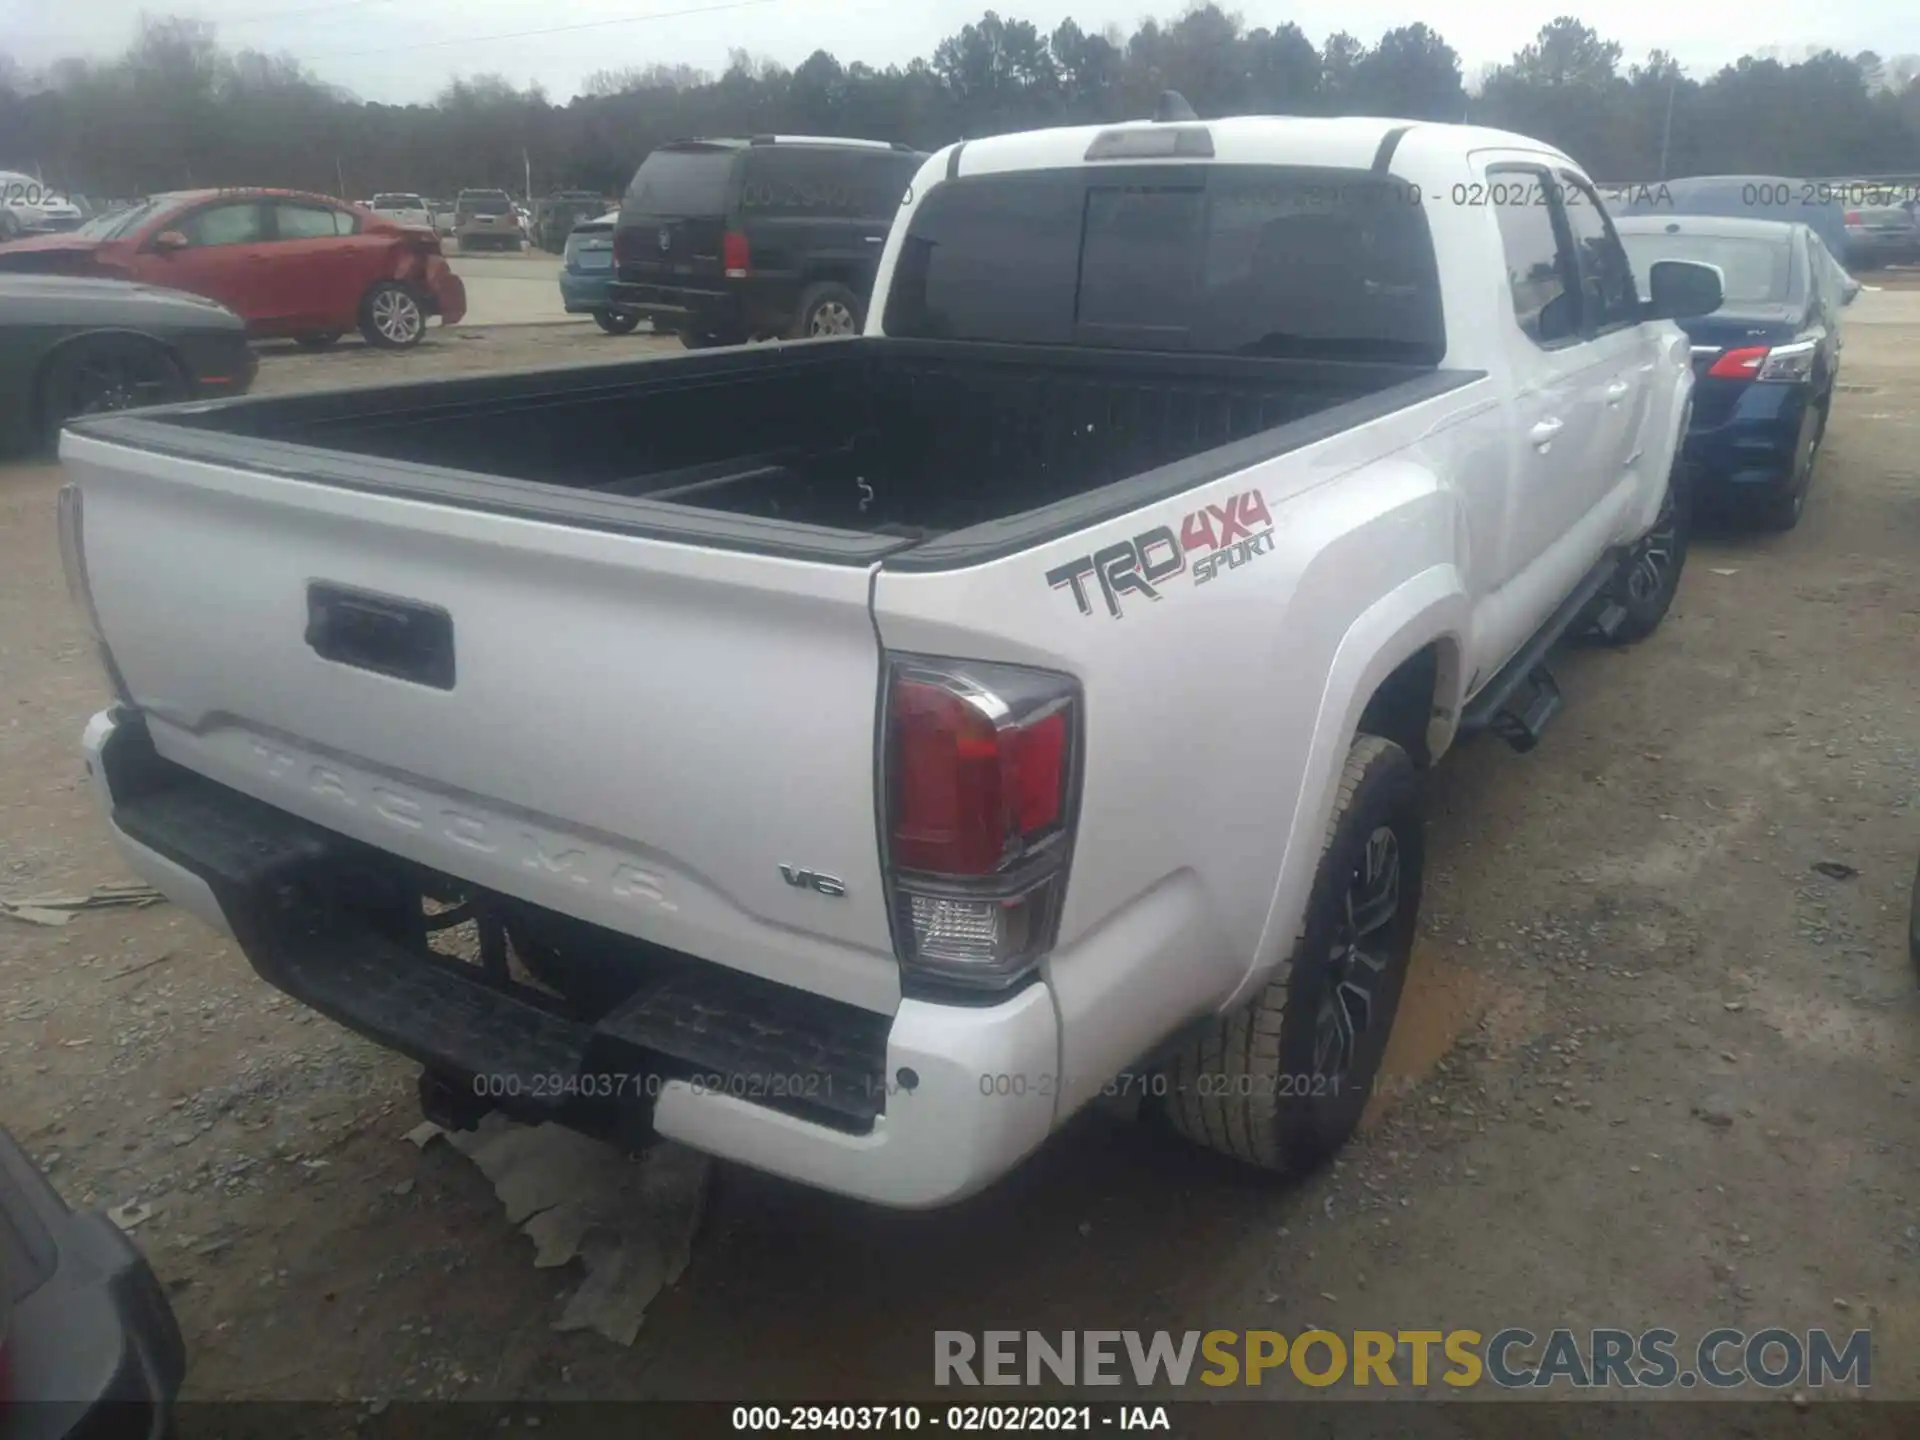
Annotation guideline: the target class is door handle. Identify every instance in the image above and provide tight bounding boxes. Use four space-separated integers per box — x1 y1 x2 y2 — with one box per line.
1530 418 1565 449
1605 379 1631 404
864 235 885 244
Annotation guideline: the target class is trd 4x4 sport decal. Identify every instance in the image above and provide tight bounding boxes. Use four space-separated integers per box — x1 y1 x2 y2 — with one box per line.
1046 488 1276 620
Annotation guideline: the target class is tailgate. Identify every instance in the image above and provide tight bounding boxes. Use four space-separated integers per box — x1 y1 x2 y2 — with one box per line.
65 433 900 1014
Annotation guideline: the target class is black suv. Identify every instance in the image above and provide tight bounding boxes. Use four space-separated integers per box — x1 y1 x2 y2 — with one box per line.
609 136 925 347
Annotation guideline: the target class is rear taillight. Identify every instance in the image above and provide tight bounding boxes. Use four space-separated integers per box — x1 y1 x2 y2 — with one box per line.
1707 346 1767 379
723 229 750 278
1844 210 1862 225
1707 338 1817 383
883 656 1079 992
57 483 133 705
612 226 636 268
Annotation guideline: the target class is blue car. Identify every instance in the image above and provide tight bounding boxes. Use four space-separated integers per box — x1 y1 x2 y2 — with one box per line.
1616 215 1856 531
558 210 645 335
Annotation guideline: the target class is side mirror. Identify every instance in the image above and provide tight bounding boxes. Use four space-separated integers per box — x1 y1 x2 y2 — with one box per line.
1842 277 1862 306
1645 259 1723 321
150 229 188 252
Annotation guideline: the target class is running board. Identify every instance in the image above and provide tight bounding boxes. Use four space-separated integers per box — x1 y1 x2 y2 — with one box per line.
1460 552 1622 751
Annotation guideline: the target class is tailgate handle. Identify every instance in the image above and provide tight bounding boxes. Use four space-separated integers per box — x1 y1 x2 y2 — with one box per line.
305 583 455 691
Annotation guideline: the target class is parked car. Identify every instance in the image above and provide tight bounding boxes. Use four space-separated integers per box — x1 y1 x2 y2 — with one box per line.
1610 175 1853 278
57 110 1720 1208
1843 203 1920 269
0 171 84 240
454 189 521 251
536 191 610 253
0 1127 186 1437
369 192 435 231
0 188 465 349
0 273 256 454
609 135 925 346
1617 215 1849 531
559 209 645 333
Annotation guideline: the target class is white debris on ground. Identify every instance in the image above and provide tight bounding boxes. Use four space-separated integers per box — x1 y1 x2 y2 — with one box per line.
415 1115 711 1347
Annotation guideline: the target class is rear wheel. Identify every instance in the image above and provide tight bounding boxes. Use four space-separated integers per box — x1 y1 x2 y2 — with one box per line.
1756 400 1825 533
593 310 640 336
1159 735 1424 1174
1601 466 1690 643
359 282 426 349
791 281 863 339
0 209 20 242
38 336 189 451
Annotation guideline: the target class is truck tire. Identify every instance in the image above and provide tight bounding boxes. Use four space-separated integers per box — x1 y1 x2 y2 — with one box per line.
593 310 640 336
38 336 189 452
1602 466 1690 643
1160 735 1424 1174
791 282 863 339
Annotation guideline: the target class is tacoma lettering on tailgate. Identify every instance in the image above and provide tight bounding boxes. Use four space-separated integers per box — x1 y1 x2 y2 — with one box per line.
1045 488 1276 619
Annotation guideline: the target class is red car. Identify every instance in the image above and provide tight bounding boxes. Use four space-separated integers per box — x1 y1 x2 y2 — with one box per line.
0 188 465 349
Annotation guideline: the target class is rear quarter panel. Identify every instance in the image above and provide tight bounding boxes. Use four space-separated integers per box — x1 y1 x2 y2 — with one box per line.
871 384 1493 1116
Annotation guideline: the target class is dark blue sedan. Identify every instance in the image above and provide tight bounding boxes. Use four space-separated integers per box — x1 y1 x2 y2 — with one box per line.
1616 215 1856 531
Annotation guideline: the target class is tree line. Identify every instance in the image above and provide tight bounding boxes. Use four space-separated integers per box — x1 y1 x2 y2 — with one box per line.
2 9 1917 202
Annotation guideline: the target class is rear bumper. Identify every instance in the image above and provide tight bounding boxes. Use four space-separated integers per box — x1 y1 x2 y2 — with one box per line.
423 262 467 326
81 708 1060 1208
605 280 745 336
1682 380 1817 497
454 226 520 248
0 1128 185 1438
559 268 618 313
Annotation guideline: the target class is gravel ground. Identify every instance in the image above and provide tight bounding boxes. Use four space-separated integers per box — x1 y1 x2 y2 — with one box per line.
2 316 1917 1416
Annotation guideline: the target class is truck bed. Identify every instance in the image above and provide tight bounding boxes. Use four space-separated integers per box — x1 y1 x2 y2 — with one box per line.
114 338 1465 566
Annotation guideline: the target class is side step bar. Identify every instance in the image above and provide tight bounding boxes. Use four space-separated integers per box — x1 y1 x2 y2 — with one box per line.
1460 551 1623 752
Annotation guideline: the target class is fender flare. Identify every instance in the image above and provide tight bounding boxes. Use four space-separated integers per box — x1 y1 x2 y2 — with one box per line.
1628 360 1695 540
31 326 194 432
1221 563 1469 1013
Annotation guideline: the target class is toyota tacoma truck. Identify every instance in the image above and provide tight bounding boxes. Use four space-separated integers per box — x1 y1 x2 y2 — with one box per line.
58 110 1722 1208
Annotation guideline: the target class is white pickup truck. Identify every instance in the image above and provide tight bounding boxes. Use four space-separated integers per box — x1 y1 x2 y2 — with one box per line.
60 111 1722 1208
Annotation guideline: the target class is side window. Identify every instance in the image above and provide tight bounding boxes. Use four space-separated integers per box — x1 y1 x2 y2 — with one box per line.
175 202 264 248
1489 168 1578 346
273 203 352 239
1558 175 1640 331
741 150 898 219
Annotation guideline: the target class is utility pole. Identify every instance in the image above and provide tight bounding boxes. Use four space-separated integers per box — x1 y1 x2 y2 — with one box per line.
523 147 532 204
1657 75 1677 181
335 156 347 201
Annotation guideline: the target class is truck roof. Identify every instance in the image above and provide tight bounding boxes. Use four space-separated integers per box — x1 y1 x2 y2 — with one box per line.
944 116 1574 179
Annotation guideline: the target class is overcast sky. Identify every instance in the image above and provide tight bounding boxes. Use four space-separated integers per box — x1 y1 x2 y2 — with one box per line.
5 0 1916 105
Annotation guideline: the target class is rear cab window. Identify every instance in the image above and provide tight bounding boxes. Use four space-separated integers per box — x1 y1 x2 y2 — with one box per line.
882 164 1445 363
